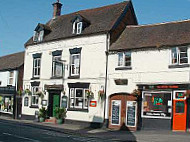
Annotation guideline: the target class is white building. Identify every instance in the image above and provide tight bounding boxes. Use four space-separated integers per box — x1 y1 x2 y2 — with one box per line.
0 52 24 118
107 20 190 131
22 0 137 126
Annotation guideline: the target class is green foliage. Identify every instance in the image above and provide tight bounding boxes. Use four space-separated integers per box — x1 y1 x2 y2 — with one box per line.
24 89 32 95
39 107 47 119
54 107 67 119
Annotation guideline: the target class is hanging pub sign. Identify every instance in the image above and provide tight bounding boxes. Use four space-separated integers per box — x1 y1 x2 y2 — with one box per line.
61 96 68 108
126 101 137 127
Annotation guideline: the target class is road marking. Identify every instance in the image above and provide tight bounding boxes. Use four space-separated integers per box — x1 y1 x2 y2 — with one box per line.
2 133 41 142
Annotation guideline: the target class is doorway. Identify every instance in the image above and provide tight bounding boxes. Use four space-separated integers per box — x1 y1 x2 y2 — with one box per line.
173 91 187 131
48 91 60 117
187 98 190 130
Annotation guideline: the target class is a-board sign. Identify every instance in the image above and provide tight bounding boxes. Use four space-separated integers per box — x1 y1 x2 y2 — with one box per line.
126 101 137 127
111 100 121 125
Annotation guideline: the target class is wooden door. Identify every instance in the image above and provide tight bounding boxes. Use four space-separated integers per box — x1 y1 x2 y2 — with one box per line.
53 94 60 117
173 100 187 131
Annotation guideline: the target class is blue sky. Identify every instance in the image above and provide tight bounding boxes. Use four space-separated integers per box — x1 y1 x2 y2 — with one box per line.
0 0 190 56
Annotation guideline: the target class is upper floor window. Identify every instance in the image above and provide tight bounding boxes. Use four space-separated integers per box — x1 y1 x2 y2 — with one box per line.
69 48 82 77
32 53 42 78
71 54 80 76
33 30 44 42
73 22 83 34
118 52 131 67
52 55 63 77
171 47 188 65
8 71 14 85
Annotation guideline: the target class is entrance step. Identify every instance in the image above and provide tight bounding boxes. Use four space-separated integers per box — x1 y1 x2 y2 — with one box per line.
45 117 56 124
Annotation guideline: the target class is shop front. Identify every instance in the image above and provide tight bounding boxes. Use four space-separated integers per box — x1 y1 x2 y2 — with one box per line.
138 83 190 131
0 86 16 118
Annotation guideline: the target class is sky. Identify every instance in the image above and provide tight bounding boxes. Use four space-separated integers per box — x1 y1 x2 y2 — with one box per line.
0 0 190 56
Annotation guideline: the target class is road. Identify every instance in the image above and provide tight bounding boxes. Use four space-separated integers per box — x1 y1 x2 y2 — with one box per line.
0 120 113 142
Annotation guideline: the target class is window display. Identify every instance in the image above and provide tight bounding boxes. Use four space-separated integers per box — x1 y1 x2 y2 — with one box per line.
0 96 14 114
142 92 172 118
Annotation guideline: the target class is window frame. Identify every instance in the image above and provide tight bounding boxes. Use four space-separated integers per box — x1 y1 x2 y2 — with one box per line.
171 47 188 65
72 21 83 34
31 86 39 106
33 57 41 78
69 88 88 110
70 53 80 76
52 55 63 78
8 71 14 85
117 52 131 67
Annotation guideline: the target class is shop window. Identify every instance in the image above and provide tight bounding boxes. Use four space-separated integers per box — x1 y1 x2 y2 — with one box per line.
0 96 13 114
142 92 172 118
9 71 14 85
69 88 88 110
171 47 188 65
52 55 63 77
111 100 121 125
24 97 29 106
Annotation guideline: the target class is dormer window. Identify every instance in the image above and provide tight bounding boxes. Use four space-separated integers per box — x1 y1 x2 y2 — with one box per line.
73 22 83 34
71 15 90 35
33 23 51 42
33 30 44 42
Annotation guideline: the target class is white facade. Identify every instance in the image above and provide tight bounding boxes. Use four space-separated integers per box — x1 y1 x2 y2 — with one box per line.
22 34 108 122
106 47 190 119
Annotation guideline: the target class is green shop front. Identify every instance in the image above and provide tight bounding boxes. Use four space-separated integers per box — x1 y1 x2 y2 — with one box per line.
0 86 16 118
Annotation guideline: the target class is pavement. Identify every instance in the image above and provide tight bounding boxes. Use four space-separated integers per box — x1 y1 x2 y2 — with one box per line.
0 116 190 142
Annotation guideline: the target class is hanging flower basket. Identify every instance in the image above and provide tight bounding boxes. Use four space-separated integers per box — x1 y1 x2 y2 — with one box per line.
131 89 141 97
98 90 105 100
35 91 45 99
86 90 94 99
17 88 23 96
24 89 32 95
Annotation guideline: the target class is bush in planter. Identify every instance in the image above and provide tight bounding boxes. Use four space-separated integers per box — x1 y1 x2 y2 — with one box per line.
54 107 67 124
39 107 47 122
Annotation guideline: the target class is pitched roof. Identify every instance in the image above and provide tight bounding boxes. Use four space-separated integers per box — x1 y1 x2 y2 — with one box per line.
110 20 190 51
25 1 131 46
0 52 25 71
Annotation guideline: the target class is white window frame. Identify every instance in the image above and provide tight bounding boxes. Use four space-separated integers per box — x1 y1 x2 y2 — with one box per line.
69 88 88 109
38 30 44 42
111 100 121 125
118 52 131 67
70 54 80 76
52 55 63 77
31 86 39 106
141 91 172 119
8 71 14 85
171 47 188 65
72 21 83 34
33 58 41 78
33 31 39 42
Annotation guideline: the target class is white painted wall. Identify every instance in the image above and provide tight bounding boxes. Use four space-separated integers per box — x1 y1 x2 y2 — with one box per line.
106 47 190 119
22 34 108 122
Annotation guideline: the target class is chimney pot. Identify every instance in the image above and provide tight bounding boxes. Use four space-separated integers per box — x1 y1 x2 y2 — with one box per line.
52 0 62 19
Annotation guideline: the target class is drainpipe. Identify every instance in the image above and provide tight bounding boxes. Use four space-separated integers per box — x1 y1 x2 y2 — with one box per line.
103 32 110 127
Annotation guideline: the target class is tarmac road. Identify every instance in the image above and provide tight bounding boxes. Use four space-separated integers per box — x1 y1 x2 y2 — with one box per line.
0 120 113 142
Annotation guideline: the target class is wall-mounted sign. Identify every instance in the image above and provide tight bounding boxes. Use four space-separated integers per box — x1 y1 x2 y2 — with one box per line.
0 86 16 94
126 101 137 127
90 101 97 107
61 96 68 108
138 84 190 90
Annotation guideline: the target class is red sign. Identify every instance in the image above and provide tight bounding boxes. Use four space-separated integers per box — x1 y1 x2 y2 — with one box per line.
156 85 179 89
90 101 97 107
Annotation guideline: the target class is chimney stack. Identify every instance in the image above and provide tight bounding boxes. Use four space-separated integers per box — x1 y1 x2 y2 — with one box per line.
52 0 62 19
